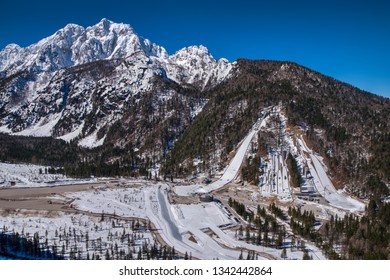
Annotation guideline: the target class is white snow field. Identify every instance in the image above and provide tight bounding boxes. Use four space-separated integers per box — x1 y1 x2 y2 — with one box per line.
66 182 324 260
297 136 364 212
68 184 240 259
0 211 154 259
0 162 95 188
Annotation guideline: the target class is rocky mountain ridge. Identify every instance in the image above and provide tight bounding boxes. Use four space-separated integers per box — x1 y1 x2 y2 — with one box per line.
0 19 389 194
0 19 232 148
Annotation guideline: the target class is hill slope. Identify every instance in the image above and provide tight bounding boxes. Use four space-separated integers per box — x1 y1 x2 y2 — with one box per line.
165 59 390 197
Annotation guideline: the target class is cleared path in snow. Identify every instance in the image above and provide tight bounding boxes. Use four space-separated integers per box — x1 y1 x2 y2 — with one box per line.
147 188 195 256
157 189 182 241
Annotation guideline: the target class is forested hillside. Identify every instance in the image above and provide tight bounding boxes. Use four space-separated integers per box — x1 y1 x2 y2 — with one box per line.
164 59 390 197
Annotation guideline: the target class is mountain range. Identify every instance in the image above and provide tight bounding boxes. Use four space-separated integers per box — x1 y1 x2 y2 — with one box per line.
0 19 230 146
0 19 389 195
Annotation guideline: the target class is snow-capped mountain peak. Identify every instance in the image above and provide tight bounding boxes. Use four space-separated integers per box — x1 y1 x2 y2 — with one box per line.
171 45 214 65
0 19 232 148
0 19 231 83
0 44 23 73
0 19 166 75
167 45 232 89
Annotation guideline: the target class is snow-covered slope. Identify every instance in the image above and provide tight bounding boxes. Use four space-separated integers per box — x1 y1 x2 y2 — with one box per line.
0 162 94 187
0 19 232 148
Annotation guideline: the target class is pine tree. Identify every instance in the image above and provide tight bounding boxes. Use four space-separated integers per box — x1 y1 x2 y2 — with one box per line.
245 225 251 242
281 247 287 259
238 250 243 260
256 227 262 245
300 240 306 251
291 235 296 251
303 250 310 260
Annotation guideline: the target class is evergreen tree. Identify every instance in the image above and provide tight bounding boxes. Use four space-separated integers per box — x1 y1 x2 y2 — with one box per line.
238 250 243 260
281 247 287 259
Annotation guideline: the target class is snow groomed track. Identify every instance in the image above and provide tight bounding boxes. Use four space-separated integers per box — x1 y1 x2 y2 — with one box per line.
200 112 270 193
297 136 364 212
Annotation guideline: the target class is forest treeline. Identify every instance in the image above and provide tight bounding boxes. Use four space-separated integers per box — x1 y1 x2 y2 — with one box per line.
0 231 63 260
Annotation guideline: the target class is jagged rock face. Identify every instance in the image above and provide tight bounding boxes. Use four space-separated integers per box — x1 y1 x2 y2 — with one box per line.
0 19 166 74
0 19 232 149
165 45 232 90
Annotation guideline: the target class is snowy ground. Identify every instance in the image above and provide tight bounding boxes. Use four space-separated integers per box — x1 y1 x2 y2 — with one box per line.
66 181 324 260
0 157 327 261
0 145 326 260
0 162 96 188
173 184 204 197
67 184 244 259
12 113 62 138
78 128 107 148
0 211 153 260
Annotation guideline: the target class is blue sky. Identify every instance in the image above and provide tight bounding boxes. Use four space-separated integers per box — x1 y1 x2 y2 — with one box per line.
1 0 390 98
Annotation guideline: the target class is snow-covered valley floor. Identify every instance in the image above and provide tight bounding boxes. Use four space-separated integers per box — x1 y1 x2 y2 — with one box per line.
0 107 364 260
0 179 323 259
0 162 96 188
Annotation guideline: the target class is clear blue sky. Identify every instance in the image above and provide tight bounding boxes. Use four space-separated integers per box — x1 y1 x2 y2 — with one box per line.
1 0 390 98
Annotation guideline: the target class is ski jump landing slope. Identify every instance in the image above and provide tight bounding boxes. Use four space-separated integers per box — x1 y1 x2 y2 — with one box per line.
298 136 364 212
201 115 268 193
